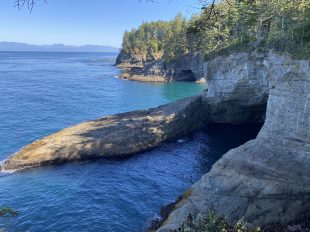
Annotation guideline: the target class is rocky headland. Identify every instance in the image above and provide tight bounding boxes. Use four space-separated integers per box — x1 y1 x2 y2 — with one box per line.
1 50 309 230
0 96 209 171
115 51 206 83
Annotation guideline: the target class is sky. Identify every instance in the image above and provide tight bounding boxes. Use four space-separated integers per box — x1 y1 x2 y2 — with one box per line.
0 0 201 48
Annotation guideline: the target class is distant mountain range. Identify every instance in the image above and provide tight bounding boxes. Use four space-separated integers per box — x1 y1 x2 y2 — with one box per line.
0 42 119 53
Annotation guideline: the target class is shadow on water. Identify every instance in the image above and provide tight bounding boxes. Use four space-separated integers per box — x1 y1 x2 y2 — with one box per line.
0 123 262 232
193 123 263 175
145 123 263 231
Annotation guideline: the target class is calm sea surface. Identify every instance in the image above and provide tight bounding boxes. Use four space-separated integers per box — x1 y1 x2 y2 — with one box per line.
0 52 260 232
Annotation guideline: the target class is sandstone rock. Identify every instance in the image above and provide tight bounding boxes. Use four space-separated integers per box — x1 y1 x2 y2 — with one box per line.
124 75 166 82
174 53 205 81
205 51 269 124
0 96 208 171
196 78 206 84
157 52 310 231
116 52 206 82
115 49 144 68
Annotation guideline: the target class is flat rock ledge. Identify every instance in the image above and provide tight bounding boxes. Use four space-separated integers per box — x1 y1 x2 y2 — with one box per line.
0 96 208 171
118 72 167 82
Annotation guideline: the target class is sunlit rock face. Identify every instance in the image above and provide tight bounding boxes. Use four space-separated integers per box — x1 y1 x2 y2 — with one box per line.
115 49 145 68
0 96 209 171
203 51 269 124
157 52 310 231
116 51 205 82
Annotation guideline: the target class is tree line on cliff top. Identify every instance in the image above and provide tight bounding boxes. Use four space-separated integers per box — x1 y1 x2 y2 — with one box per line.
121 0 310 62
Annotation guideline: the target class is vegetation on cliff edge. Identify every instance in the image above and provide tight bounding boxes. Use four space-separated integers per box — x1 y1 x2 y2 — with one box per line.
120 0 310 62
166 210 310 232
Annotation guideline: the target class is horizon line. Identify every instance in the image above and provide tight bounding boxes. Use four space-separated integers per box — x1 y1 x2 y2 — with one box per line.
0 41 120 49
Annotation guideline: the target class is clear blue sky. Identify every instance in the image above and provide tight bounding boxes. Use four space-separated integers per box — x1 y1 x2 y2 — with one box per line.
0 0 201 48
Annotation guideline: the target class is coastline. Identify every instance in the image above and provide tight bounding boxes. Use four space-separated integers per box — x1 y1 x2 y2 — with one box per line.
115 64 207 83
1 50 309 231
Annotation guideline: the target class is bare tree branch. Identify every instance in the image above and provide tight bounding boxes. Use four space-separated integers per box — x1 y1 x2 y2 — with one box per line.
14 0 47 12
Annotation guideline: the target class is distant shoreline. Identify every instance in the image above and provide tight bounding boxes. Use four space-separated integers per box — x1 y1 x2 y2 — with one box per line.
0 50 120 54
0 41 120 53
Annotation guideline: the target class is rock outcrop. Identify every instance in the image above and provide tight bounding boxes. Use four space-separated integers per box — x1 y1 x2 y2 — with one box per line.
116 51 206 82
203 51 269 124
157 52 310 231
115 49 145 68
0 96 209 171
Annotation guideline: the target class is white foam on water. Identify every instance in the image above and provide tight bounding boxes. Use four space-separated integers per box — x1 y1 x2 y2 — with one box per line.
0 160 17 174
0 169 17 174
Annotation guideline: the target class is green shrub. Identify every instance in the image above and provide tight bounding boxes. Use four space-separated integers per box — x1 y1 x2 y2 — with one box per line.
171 210 261 232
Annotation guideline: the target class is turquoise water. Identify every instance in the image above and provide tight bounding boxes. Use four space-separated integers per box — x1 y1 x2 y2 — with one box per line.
0 52 260 232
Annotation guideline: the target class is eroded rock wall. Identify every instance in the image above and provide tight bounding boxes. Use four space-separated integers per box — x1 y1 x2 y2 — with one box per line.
157 52 310 231
116 51 205 82
203 51 269 124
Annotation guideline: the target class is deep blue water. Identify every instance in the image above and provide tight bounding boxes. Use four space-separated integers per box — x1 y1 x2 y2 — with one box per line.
0 52 261 232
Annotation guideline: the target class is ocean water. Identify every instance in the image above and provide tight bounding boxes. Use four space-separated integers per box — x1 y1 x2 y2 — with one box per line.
0 52 261 232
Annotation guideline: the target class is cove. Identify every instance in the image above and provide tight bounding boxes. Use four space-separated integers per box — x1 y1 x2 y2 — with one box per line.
0 52 261 231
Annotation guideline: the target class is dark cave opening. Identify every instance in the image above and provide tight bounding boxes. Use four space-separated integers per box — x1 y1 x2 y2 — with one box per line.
177 70 196 82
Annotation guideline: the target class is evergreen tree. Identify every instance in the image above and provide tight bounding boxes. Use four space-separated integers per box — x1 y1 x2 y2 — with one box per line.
120 0 310 62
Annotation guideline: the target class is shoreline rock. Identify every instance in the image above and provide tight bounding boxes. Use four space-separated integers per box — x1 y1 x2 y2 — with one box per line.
118 72 167 83
157 52 310 231
0 96 209 171
116 51 205 82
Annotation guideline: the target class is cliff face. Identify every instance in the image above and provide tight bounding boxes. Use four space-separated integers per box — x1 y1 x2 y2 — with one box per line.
203 52 269 124
115 49 163 68
157 52 310 231
115 49 146 68
116 50 205 82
